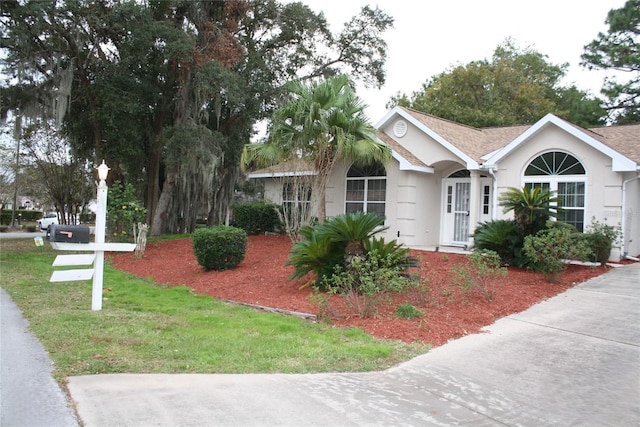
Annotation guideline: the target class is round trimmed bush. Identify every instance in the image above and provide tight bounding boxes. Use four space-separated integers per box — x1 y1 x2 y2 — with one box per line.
192 225 247 271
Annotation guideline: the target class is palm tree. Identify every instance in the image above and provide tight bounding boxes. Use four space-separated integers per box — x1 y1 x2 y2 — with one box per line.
242 75 392 233
498 186 560 236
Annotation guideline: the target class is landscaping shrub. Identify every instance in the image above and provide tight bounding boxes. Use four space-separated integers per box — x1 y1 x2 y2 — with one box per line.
325 250 417 317
523 227 591 282
362 236 419 271
472 219 525 266
453 249 506 301
107 181 147 242
584 218 621 265
287 212 417 291
192 226 247 271
232 202 281 235
287 225 345 288
1 209 43 225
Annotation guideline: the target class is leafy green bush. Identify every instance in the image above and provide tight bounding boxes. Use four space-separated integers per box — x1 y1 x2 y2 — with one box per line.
453 249 506 301
287 212 417 291
523 227 591 282
107 181 147 242
325 250 416 317
192 226 247 271
362 236 419 271
1 209 43 225
286 225 346 288
472 219 525 266
232 202 281 235
584 218 621 265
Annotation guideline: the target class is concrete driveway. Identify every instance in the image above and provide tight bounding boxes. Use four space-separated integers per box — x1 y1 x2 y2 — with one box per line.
64 262 640 426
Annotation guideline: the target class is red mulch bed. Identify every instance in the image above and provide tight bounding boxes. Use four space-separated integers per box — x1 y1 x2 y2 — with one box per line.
110 235 610 347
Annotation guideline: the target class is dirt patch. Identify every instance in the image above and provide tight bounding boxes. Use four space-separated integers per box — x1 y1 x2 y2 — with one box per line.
110 235 609 347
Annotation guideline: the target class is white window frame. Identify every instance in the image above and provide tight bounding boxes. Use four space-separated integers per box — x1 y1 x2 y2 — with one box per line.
344 164 386 217
523 151 587 232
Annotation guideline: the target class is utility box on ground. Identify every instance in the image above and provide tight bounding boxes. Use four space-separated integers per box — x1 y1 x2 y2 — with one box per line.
47 224 91 244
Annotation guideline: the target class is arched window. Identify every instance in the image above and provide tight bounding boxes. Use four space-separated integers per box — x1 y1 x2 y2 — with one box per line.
345 163 386 217
524 151 586 231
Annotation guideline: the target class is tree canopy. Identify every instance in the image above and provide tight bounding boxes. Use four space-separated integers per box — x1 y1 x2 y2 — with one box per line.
388 39 607 128
0 0 393 235
581 0 640 124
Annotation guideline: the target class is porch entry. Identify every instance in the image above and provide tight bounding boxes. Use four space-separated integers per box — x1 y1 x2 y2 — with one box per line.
441 170 492 247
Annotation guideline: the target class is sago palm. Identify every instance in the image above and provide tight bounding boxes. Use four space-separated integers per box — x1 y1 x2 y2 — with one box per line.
318 211 388 259
498 186 560 236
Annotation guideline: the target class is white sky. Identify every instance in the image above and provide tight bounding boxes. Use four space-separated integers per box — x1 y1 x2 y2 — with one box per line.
296 0 628 122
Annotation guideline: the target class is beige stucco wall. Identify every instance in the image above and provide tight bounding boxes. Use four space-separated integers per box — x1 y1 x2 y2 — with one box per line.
325 158 443 248
262 179 281 205
379 121 465 167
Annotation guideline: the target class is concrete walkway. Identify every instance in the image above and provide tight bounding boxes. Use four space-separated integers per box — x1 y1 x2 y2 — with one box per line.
2 263 638 426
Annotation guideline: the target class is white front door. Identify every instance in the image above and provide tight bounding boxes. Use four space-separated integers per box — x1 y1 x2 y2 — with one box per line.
442 179 471 245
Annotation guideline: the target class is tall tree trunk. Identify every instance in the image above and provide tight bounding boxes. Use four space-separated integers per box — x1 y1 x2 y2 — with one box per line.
145 142 162 225
151 172 176 236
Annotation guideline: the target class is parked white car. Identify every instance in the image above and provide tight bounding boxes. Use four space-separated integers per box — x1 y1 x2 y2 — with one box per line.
38 213 59 230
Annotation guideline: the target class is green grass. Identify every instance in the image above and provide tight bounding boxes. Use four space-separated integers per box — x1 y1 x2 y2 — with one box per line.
0 238 429 381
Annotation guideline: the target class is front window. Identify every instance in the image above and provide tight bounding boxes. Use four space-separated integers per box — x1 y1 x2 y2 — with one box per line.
345 162 386 217
524 151 586 231
282 181 312 222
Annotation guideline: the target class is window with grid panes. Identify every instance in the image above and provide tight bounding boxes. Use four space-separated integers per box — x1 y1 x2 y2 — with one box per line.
523 151 586 231
345 162 386 218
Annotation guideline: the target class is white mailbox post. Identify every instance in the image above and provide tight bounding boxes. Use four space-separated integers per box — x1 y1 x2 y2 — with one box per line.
49 161 136 311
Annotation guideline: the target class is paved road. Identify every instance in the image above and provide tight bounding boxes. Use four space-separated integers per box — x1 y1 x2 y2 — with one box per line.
2 262 639 426
0 230 45 239
0 288 79 427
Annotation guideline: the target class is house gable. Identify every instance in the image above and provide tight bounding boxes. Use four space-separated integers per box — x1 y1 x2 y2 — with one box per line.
376 107 481 170
375 132 434 173
484 113 639 172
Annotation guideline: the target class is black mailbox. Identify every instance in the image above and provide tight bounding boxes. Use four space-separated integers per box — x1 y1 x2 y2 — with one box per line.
47 224 91 243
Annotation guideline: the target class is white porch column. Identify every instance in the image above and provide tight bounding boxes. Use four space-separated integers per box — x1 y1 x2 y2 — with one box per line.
468 170 481 248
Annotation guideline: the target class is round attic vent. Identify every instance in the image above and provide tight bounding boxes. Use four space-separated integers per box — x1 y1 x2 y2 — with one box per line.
393 120 407 137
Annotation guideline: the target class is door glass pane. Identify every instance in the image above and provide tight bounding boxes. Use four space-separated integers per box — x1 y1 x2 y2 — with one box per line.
453 182 470 242
455 182 470 211
454 213 469 242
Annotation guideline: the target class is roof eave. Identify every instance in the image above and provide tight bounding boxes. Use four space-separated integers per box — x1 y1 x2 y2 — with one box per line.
392 151 434 173
247 171 316 179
